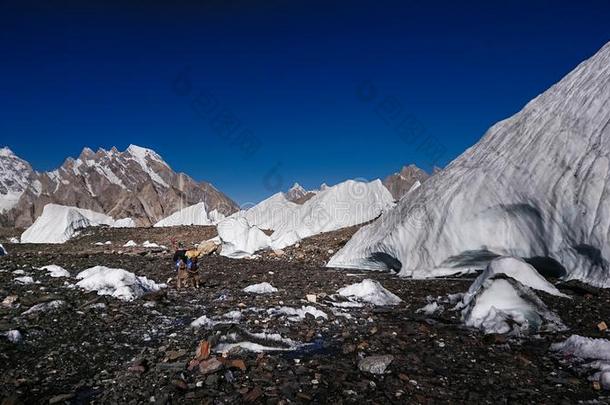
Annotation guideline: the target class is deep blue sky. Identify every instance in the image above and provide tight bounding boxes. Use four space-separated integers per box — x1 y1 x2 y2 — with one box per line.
1 1 609 204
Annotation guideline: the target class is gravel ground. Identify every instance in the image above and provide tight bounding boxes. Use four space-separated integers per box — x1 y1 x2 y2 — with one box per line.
1 227 610 404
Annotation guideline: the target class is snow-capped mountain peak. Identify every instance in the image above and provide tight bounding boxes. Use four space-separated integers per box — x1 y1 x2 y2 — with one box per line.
0 145 239 227
0 147 34 213
285 182 309 202
0 147 17 158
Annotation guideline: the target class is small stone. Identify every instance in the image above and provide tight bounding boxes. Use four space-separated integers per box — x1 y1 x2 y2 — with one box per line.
1 295 18 308
243 386 263 402
172 379 188 391
205 374 219 387
230 359 247 371
49 393 75 404
187 359 200 371
358 355 394 375
165 349 186 361
342 344 356 354
598 321 608 332
483 333 507 345
195 340 210 360
199 357 223 375
306 294 317 303
128 359 148 374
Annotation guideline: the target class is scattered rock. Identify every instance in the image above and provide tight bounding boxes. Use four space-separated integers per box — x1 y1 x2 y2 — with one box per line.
171 379 188 391
195 340 211 360
243 386 263 402
128 359 148 374
198 357 223 375
48 393 75 404
1 295 18 308
358 355 394 375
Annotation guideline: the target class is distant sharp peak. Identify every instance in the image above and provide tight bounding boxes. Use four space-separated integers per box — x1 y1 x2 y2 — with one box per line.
0 146 31 167
288 182 306 192
383 163 431 200
126 144 165 160
74 144 165 161
0 146 16 157
397 164 428 176
284 181 310 202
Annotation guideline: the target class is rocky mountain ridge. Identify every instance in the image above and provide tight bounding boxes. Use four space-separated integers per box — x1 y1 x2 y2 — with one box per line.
0 145 239 227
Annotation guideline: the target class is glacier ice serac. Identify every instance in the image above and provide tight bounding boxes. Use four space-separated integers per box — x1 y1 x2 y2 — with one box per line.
154 202 225 227
20 204 134 244
328 41 610 287
218 179 394 257
459 257 567 335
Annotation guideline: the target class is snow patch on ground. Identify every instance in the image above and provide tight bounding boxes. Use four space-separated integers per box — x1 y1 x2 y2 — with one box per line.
416 301 443 316
39 265 71 278
552 335 610 389
243 282 278 294
214 330 304 353
191 315 223 329
552 335 610 361
267 305 328 322
5 330 22 343
142 241 167 249
75 266 164 301
337 279 402 306
123 240 138 247
22 300 65 316
14 276 34 284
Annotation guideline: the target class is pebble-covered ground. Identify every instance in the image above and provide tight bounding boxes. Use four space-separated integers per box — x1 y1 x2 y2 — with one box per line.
1 227 610 404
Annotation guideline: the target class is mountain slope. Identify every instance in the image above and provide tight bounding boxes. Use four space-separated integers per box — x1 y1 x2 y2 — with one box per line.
1 145 239 227
285 183 309 202
329 41 610 286
0 147 34 214
383 165 430 200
